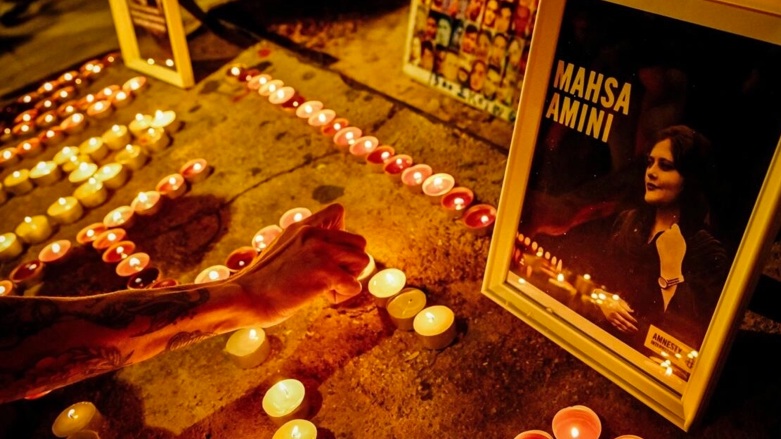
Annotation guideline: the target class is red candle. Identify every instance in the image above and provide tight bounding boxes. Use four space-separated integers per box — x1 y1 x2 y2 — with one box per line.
280 94 306 112
179 159 211 183
246 73 272 91
77 223 108 245
38 239 73 264
252 225 282 252
279 207 312 229
0 279 16 296
382 154 413 179
131 191 163 216
16 138 44 158
401 164 433 192
225 246 258 272
155 174 187 199
35 110 59 129
10 259 45 288
440 187 475 218
321 117 349 137
333 126 363 149
127 267 162 289
150 278 179 289
103 206 135 229
462 204 497 236
268 86 296 105
348 136 379 158
38 126 66 146
95 85 120 101
366 145 395 173
116 252 150 277
194 265 231 284
92 228 128 251
102 240 136 264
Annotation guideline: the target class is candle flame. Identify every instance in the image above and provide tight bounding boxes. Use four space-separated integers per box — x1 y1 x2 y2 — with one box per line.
138 192 148 203
88 177 97 185
130 257 141 266
208 270 220 280
135 113 144 121
147 58 155 65
425 311 436 322
413 172 422 183
23 142 32 150
46 130 55 138
108 233 117 241
269 84 277 93
276 89 284 99
52 243 61 253
37 162 46 169
293 213 303 222
112 124 120 132
58 197 67 206
59 90 69 99
67 408 78 420
292 425 301 439
169 176 177 185
380 151 390 160
44 100 53 108
557 273 565 282
86 95 95 103
433 177 443 186
44 82 53 91
116 91 127 99
23 95 32 103
230 66 241 76
22 114 31 122
155 110 164 119
193 162 203 171
116 246 124 254
318 113 326 123
2 150 11 159
112 212 122 222
21 124 30 132
0 235 5 243
165 59 174 67
333 122 342 130
480 215 490 224
79 162 88 171
346 131 354 140
249 329 258 340
304 104 312 114
73 113 83 122
454 197 464 206
86 230 95 238
147 128 155 135
64 73 73 81
89 138 98 146
103 87 113 96
24 216 32 223
612 294 620 301
45 114 53 122
259 76 268 85
0 286 5 295
66 105 75 113
571 426 580 438
94 102 104 111
13 171 20 178
280 383 289 397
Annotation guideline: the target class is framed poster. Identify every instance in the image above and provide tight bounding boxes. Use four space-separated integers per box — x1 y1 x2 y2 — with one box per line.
402 0 540 121
482 0 781 431
107 0 195 88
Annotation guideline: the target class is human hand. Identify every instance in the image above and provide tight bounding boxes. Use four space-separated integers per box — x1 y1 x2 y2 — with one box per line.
656 223 687 281
595 290 638 333
234 204 369 326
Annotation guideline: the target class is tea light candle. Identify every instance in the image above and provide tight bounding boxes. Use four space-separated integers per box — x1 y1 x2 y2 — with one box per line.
368 268 406 307
15 109 38 124
73 177 108 208
76 222 107 245
296 100 323 119
86 100 112 119
110 89 132 107
131 191 163 216
413 305 457 350
94 163 128 190
333 126 363 149
122 76 148 94
51 401 103 438
115 144 148 170
0 279 16 296
401 164 433 192
307 109 335 127
12 121 34 137
268 86 296 105
514 431 554 439
103 205 135 229
77 93 96 111
4 170 34 195
39 239 73 264
35 110 58 128
279 207 312 229
195 265 231 284
62 153 93 173
116 252 150 277
225 327 271 368
79 137 108 161
155 173 187 199
52 146 79 166
551 405 602 439
17 138 44 157
356 253 377 287
57 100 79 118
0 147 20 167
246 73 272 91
128 113 153 137
150 109 181 133
365 145 395 173
613 436 643 439
38 80 58 95
138 127 170 153
225 246 258 272
386 288 427 331
225 63 247 82
127 267 162 289
102 240 136 264
39 127 66 146
321 117 348 137
422 173 456 203
441 187 475 218
101 124 130 150
262 379 309 424
348 136 379 158
179 158 211 183
10 259 45 288
258 79 284 97
60 112 87 134
95 85 120 101
29 160 62 186
383 154 413 180
34 98 55 112
0 233 24 261
150 278 179 289
252 224 282 251
462 204 497 236
272 420 318 439
15 215 53 244
47 196 84 224
92 228 127 251
55 86 75 101
68 162 98 185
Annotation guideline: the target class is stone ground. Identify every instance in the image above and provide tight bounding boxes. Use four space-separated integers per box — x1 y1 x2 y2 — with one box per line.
1 1 780 438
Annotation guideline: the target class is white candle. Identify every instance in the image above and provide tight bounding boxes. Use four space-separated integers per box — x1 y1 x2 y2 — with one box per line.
421 173 456 203
368 268 406 307
51 401 103 438
138 127 170 153
262 379 309 425
268 86 296 105
150 109 182 132
413 305 457 350
224 327 271 369
94 163 129 190
4 169 34 195
92 228 127 251
356 253 377 287
79 137 108 161
295 100 323 119
68 162 98 185
101 124 130 150
73 177 108 208
128 113 153 137
279 207 312 229
115 144 148 170
252 224 283 251
386 288 427 331
0 232 24 261
15 215 53 245
194 265 231 284
29 160 62 186
47 196 84 225
272 419 318 439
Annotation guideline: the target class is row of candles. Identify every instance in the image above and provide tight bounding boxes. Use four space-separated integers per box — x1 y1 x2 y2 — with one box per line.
225 65 497 234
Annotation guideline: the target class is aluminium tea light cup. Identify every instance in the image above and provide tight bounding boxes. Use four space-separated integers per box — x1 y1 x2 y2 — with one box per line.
365 145 395 173
441 187 475 219
272 419 318 439
101 124 130 150
73 177 108 208
551 405 602 439
296 100 323 119
383 154 413 181
103 206 135 229
401 164 433 193
514 431 553 439
79 137 109 161
29 160 62 186
92 228 127 251
156 173 187 199
4 170 33 195
348 135 379 159
94 163 129 190
10 259 45 288
51 401 104 438
102 240 136 264
252 224 283 252
262 379 309 425
332 126 362 149
386 288 427 331
76 223 107 246
47 196 84 225
225 246 258 272
15 215 53 245
127 267 162 289
116 252 150 277
131 191 163 216
38 239 73 265
195 265 232 284
0 233 24 261
225 327 271 369
413 305 457 350
421 173 456 204
279 207 312 229
368 268 406 307
179 158 211 183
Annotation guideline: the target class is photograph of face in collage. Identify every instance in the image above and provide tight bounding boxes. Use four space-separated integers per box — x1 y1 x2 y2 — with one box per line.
408 0 538 117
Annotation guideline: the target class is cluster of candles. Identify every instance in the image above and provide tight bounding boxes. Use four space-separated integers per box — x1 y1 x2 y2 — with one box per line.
513 404 643 439
225 64 497 235
0 158 211 294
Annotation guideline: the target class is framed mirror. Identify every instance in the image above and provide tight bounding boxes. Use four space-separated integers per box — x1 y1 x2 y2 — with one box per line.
107 0 194 88
482 0 781 430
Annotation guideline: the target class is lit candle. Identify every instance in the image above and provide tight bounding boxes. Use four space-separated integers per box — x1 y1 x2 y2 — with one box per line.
127 267 162 289
110 89 133 108
95 85 120 101
421 173 455 204
101 124 130 150
246 73 272 91
61 153 93 173
76 223 107 246
15 215 53 244
386 288 427 331
86 100 113 119
356 253 377 288
321 117 348 137
348 136 379 158
279 207 312 229
56 100 79 118
68 162 98 185
29 160 62 186
35 110 59 128
52 146 79 167
258 79 284 97
272 420 318 439
462 204 497 236
94 163 129 190
16 138 44 158
382 154 413 180
102 240 136 264
179 158 211 183
3 169 34 195
307 109 335 127
60 112 88 134
225 63 247 82
138 127 170 153
0 279 16 296
103 205 135 229
122 76 148 94
115 252 150 277
131 190 163 216
194 265 231 284
9 259 45 288
252 224 282 251
332 126 363 149
551 405 602 439
0 232 24 261
77 93 96 111
51 401 104 438
38 239 73 265
225 246 258 272
0 147 20 167
365 145 395 173
15 109 38 124
38 127 66 146
38 80 57 94
262 379 309 425
400 164 433 193
128 113 153 137
155 173 187 199
368 268 406 307
413 305 457 350
73 177 108 208
79 137 108 161
268 86 296 105
47 196 84 224
115 143 148 170
92 228 127 251
514 430 554 439
150 109 181 133
34 98 56 112
11 121 35 137
224 327 271 368
440 187 475 218
296 100 323 119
